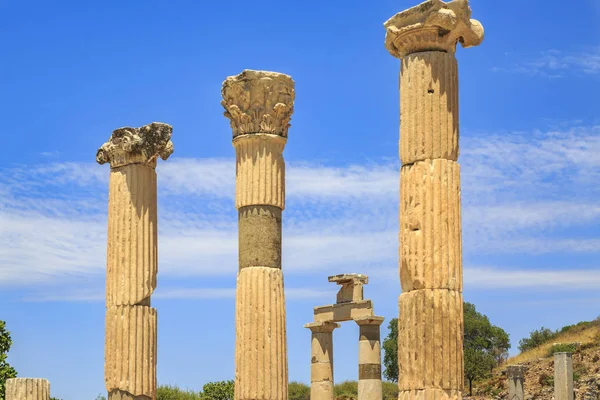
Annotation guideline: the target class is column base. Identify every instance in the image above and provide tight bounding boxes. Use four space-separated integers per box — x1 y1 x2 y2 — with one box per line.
398 389 462 400
108 390 151 400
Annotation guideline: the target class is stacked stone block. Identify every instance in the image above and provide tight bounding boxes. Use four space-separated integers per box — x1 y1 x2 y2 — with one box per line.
506 365 527 400
384 1 484 399
221 69 295 400
356 316 385 400
97 122 173 400
306 321 339 400
5 378 50 400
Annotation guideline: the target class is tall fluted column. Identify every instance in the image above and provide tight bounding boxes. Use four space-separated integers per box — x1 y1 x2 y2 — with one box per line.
384 2 484 400
305 322 339 400
97 122 173 400
356 316 384 400
5 378 50 400
221 69 295 400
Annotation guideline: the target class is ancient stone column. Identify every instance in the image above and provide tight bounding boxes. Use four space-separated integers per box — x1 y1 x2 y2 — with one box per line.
97 122 173 400
384 2 484 400
506 365 527 400
356 316 384 400
221 70 295 400
554 352 574 400
305 321 339 400
5 378 50 400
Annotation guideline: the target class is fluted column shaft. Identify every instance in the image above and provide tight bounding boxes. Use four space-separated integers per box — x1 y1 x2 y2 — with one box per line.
222 70 295 400
356 317 384 400
6 378 50 400
97 122 173 400
384 3 484 400
305 322 339 400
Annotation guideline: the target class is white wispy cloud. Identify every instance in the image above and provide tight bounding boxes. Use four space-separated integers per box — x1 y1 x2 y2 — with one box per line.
491 48 600 77
0 123 599 298
464 266 600 289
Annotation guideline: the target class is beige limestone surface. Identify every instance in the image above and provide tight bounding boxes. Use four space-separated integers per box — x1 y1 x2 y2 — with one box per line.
5 378 50 400
398 389 462 400
235 267 287 400
356 316 384 400
314 300 374 323
399 52 458 165
305 321 339 400
238 205 282 269
554 352 574 400
329 274 368 304
105 305 157 398
400 159 462 292
506 365 527 400
397 289 464 391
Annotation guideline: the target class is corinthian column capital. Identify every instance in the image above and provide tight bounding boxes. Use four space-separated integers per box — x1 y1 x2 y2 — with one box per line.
96 122 174 168
384 0 484 58
221 69 295 138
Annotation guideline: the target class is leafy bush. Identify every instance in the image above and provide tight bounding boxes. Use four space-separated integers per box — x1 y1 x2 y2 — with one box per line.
201 380 233 400
518 327 556 353
157 385 203 400
548 343 578 356
288 381 310 400
539 373 553 387
334 380 358 399
382 381 399 400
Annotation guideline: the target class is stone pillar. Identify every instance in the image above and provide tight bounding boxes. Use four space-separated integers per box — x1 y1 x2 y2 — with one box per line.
97 122 173 400
554 352 574 400
384 2 484 400
5 378 50 400
506 365 527 400
305 322 339 400
356 316 384 400
221 69 295 400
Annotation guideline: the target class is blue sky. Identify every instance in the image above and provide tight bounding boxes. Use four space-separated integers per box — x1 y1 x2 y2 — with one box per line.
1 0 599 399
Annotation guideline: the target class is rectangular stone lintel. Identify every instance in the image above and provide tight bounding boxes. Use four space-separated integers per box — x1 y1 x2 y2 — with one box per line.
314 300 373 322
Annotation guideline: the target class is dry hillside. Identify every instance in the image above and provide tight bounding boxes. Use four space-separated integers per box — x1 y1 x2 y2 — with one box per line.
468 320 600 400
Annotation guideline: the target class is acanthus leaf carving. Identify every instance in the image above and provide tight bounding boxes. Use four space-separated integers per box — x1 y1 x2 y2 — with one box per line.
221 70 295 138
96 122 174 168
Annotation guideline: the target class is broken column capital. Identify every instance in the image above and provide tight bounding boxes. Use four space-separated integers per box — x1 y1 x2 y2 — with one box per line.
304 321 341 333
96 122 174 168
384 0 484 58
329 273 368 304
221 69 295 138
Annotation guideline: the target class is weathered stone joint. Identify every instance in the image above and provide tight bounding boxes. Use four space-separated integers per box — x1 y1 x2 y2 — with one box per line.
97 122 173 168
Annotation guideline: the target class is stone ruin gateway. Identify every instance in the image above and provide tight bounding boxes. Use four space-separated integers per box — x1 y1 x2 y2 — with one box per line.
305 274 385 400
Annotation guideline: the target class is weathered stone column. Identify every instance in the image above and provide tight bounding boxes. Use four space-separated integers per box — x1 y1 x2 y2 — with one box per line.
97 122 173 400
384 2 484 400
222 70 295 400
506 365 527 400
305 321 339 400
554 352 574 400
356 316 384 400
5 378 50 400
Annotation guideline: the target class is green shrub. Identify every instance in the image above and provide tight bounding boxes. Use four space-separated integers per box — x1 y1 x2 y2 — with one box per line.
518 327 556 353
157 384 203 400
382 381 399 400
334 380 358 399
288 381 310 400
539 373 553 387
548 343 578 356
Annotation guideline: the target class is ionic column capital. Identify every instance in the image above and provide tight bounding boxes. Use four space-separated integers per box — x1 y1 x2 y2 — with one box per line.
221 69 295 139
96 122 173 168
304 321 341 334
384 0 484 58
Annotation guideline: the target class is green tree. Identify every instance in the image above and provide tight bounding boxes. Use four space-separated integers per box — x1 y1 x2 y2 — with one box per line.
382 303 510 395
157 384 202 400
334 380 358 399
382 318 398 382
288 381 310 400
0 321 17 400
382 381 399 400
200 380 234 400
518 327 556 353
94 395 107 400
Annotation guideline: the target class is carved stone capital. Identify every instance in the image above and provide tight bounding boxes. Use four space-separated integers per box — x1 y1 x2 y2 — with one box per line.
96 122 173 168
384 0 484 58
221 69 295 138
